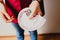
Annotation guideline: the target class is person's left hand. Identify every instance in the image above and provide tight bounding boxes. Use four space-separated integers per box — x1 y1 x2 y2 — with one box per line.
29 1 42 19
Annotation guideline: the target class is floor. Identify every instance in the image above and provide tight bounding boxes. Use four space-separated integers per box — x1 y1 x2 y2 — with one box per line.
0 33 60 40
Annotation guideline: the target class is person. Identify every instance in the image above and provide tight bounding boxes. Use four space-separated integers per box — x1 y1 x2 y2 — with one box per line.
1 0 45 40
0 0 14 23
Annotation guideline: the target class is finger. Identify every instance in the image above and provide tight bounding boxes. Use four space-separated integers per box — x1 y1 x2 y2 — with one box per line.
6 20 12 23
29 9 37 19
7 16 14 22
11 16 14 18
29 15 34 19
8 19 13 22
11 16 14 19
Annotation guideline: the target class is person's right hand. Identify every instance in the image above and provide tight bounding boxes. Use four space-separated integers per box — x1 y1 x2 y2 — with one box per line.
5 16 14 23
0 2 14 23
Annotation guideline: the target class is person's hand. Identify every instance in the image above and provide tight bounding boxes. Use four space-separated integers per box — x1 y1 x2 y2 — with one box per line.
5 16 14 23
0 2 14 23
29 1 42 19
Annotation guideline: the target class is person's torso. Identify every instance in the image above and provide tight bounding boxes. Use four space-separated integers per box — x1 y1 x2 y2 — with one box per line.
5 0 32 24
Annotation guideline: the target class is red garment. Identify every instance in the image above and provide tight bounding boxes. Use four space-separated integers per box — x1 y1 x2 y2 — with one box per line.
6 0 32 24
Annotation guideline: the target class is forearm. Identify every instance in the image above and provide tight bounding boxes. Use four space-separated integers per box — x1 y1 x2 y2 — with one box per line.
3 11 10 19
29 1 39 14
2 14 13 23
30 0 41 11
37 0 40 1
29 0 42 19
29 1 39 9
0 2 10 19
32 0 42 16
2 14 8 23
32 0 40 1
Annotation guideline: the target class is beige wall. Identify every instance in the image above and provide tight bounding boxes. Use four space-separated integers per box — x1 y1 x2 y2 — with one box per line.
38 0 60 34
0 0 60 36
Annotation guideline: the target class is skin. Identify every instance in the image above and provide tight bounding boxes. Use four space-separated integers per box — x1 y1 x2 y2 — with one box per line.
29 0 42 19
0 0 14 23
0 0 42 23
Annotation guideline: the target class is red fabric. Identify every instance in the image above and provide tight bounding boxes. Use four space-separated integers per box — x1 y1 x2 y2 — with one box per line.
7 0 21 12
6 6 18 23
6 0 32 24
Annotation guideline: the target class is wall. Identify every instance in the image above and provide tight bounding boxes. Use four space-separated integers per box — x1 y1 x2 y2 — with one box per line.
37 0 60 34
0 0 60 36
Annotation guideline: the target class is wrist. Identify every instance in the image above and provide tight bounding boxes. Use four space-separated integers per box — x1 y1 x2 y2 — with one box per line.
32 0 37 1
29 1 39 7
32 0 40 4
32 0 39 4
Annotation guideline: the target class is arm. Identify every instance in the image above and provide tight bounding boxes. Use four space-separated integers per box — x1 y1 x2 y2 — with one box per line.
29 0 42 19
2 14 14 23
0 3 11 19
0 2 14 23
